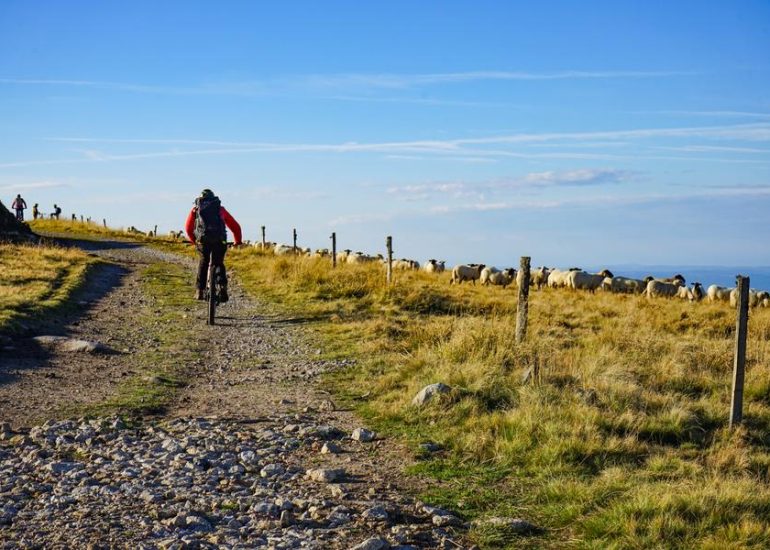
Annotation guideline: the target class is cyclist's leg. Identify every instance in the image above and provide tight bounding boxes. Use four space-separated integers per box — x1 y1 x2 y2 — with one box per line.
196 241 211 295
212 242 228 301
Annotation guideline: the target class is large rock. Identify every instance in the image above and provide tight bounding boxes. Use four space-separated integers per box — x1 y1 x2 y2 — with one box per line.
306 468 345 483
0 200 36 243
350 538 389 550
411 383 452 406
32 336 112 354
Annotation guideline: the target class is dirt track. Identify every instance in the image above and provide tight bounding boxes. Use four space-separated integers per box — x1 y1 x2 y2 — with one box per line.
0 237 467 549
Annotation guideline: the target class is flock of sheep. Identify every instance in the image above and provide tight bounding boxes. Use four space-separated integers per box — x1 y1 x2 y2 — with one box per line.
162 236 770 309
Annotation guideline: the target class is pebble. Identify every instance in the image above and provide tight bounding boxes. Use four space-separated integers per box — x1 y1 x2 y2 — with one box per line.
321 441 341 454
0 416 459 547
352 428 376 442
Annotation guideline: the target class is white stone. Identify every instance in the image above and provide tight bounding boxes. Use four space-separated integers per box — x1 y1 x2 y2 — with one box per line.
411 383 452 406
351 428 376 442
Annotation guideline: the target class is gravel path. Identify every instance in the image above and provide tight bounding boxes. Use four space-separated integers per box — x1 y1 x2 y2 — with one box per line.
0 238 467 549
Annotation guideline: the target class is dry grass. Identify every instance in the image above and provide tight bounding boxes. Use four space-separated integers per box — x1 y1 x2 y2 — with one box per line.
227 248 770 549
0 243 96 332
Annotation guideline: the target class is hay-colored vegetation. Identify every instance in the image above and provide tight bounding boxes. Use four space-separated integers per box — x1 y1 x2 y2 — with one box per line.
227 248 770 549
0 243 96 332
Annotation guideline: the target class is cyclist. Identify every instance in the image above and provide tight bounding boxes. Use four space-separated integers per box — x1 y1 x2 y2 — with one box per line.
184 189 242 302
11 194 27 221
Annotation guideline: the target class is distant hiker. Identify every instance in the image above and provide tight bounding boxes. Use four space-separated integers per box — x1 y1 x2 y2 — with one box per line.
184 189 242 303
52 204 62 220
11 194 26 221
32 203 40 219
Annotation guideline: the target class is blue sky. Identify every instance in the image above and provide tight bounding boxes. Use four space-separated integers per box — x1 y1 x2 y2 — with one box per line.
1 1 769 267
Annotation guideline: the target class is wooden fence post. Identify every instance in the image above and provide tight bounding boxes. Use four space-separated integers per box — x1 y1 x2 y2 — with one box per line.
293 228 297 254
103 218 107 228
80 215 84 223
331 232 337 268
730 275 750 429
154 225 158 237
516 256 531 344
386 236 393 285
261 226 266 249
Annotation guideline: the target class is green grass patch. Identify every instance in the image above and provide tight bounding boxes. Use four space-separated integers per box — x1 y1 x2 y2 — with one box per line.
84 262 202 417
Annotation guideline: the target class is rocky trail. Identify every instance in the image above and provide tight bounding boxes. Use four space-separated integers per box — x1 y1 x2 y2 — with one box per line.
0 238 470 549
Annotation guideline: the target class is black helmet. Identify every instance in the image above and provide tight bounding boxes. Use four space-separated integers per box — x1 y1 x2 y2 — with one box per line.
200 189 214 199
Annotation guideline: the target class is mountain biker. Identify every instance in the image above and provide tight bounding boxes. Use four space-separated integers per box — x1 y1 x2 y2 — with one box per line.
184 189 242 302
11 194 27 221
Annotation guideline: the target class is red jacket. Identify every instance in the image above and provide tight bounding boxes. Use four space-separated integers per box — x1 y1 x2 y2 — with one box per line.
185 205 242 245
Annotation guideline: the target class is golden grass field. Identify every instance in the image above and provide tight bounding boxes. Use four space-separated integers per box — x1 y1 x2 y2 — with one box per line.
0 242 96 332
10 219 770 548
227 248 770 549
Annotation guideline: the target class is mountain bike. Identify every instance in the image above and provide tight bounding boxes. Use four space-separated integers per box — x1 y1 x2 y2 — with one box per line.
204 242 234 325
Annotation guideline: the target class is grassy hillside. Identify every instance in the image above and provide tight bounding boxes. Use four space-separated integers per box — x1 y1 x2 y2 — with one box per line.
226 248 770 549
13 220 770 547
0 243 97 333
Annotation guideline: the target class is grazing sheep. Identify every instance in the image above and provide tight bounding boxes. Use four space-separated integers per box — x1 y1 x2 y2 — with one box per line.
660 274 686 286
348 252 380 264
532 267 550 289
313 248 330 258
254 241 276 251
479 266 499 286
450 264 486 285
691 282 705 301
547 267 582 288
707 285 733 303
516 266 549 289
423 259 446 273
566 269 614 293
485 268 516 288
393 259 420 270
601 276 647 294
646 279 687 299
757 291 770 308
336 249 352 263
273 244 298 256
730 288 761 308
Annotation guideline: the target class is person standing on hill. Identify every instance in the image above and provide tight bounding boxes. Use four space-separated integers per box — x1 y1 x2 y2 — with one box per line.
32 203 40 220
11 194 27 221
52 204 62 219
184 189 242 302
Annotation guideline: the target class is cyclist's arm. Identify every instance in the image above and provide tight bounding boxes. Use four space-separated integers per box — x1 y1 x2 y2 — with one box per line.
184 208 197 243
220 207 242 245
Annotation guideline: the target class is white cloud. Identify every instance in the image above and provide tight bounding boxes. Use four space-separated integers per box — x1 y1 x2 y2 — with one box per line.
0 70 693 97
0 180 69 192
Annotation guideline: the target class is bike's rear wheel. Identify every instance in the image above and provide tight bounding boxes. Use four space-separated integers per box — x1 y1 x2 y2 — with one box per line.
207 255 216 325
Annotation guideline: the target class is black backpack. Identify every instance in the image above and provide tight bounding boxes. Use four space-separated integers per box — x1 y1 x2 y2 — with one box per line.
194 197 226 242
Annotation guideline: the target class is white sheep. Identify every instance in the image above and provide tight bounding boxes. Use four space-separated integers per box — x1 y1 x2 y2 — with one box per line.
393 259 420 270
601 276 647 294
423 259 446 273
691 282 705 301
646 279 687 299
730 288 760 308
547 268 582 288
707 285 733 303
450 264 486 285
566 269 614 293
485 268 516 288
